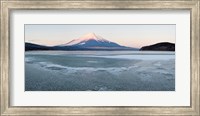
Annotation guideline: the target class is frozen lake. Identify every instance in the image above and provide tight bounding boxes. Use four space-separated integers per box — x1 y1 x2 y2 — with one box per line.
25 51 175 91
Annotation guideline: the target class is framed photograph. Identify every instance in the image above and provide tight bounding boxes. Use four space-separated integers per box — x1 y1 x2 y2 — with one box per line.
1 0 199 115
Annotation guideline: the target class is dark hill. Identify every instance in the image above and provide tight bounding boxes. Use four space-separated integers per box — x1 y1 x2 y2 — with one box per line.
25 43 52 51
140 42 175 51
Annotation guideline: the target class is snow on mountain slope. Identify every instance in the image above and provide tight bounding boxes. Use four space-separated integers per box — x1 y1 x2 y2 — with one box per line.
59 33 121 47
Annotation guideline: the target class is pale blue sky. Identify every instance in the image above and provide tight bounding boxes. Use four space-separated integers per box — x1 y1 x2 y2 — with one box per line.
25 24 175 48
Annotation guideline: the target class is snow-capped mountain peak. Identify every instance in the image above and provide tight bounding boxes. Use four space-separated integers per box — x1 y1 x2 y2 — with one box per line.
79 33 99 41
61 33 109 46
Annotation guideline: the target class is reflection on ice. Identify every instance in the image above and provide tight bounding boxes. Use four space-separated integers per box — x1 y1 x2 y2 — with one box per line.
35 61 138 75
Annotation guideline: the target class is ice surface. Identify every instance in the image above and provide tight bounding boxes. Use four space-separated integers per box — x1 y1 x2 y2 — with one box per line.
25 51 175 91
80 54 174 60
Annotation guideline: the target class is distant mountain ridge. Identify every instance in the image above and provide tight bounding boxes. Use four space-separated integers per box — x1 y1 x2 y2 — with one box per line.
140 42 175 51
26 33 137 51
25 33 175 51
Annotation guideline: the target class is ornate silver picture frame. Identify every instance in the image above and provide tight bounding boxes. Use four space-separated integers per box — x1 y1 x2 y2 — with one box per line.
1 0 199 115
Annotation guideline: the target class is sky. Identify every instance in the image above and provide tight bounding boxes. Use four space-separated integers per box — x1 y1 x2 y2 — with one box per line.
25 24 175 48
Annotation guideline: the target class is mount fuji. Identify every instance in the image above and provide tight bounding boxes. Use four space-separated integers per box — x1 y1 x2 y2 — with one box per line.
58 33 129 49
25 33 138 51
